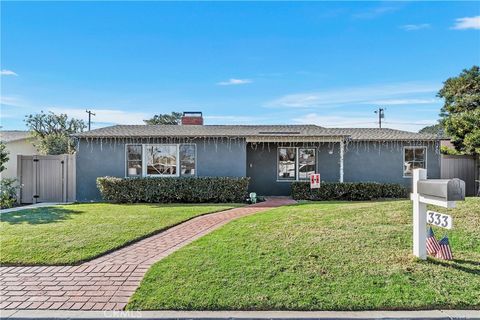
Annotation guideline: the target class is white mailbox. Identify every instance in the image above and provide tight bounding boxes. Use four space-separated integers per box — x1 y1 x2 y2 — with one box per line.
410 168 465 260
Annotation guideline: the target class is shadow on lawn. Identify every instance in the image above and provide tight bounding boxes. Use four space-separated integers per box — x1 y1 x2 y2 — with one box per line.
0 207 82 225
427 257 480 276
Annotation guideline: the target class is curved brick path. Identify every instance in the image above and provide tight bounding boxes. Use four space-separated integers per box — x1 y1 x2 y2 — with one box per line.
0 198 295 311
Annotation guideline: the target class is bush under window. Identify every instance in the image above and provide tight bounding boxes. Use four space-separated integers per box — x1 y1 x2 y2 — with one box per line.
97 176 250 203
291 181 408 201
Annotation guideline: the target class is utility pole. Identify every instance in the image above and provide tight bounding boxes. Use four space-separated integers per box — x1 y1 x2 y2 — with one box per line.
86 109 96 131
374 108 385 128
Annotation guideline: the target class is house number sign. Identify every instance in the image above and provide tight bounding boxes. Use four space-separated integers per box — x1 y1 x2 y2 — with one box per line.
427 210 453 229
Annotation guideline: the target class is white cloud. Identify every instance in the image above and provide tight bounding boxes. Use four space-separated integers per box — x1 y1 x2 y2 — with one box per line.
353 6 400 19
265 82 441 108
293 113 436 132
217 78 252 86
400 24 431 31
48 107 149 125
0 95 25 107
451 16 480 30
0 70 18 76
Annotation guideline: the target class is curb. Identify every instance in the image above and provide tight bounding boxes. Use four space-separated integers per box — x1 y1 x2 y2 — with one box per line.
1 310 479 320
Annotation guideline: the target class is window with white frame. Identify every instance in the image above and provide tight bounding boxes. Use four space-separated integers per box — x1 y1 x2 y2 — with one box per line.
126 145 142 177
145 145 178 176
298 148 316 180
278 147 297 180
278 147 317 181
126 144 197 177
403 146 426 177
179 144 196 176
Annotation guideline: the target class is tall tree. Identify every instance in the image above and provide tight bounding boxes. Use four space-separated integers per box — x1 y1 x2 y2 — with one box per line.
419 123 445 136
25 111 86 155
0 141 9 172
438 66 480 155
144 112 182 125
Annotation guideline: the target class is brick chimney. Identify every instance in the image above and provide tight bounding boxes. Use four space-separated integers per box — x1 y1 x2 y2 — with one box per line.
181 111 203 125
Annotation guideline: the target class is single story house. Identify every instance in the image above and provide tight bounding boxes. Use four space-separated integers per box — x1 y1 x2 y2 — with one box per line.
0 131 39 180
74 113 440 201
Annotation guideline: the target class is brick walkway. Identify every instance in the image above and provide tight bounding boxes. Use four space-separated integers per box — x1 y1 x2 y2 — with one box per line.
0 198 295 311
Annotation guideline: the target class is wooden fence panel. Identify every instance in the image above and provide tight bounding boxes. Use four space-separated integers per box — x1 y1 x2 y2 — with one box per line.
17 155 76 204
441 155 477 196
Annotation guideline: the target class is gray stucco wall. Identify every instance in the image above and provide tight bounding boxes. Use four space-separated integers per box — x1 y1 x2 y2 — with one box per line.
76 138 246 202
246 141 441 196
344 141 441 188
246 143 340 196
76 138 441 200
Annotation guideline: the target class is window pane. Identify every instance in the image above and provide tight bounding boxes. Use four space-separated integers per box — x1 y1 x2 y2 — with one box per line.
146 145 177 175
414 148 425 161
126 145 142 177
278 147 296 180
412 161 425 169
404 147 426 176
404 148 414 162
180 145 196 176
298 148 316 179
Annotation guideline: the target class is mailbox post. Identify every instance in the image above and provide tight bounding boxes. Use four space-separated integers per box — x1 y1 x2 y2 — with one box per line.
410 168 465 260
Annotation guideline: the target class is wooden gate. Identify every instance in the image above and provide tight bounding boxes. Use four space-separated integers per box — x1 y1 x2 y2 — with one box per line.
441 154 478 196
17 155 76 204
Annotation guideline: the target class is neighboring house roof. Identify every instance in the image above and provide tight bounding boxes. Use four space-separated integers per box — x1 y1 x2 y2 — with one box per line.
74 125 438 141
0 130 31 143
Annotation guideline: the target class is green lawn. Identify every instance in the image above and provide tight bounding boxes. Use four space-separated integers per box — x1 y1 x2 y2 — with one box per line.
127 198 480 311
0 203 239 265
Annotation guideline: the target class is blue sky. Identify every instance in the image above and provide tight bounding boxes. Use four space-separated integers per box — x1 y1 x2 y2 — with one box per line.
1 1 479 131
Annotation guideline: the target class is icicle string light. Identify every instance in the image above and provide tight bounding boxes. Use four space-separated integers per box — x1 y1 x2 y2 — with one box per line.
80 135 440 157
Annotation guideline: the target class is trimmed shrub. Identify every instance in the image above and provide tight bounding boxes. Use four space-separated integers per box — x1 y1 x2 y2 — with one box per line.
97 176 250 203
291 181 408 201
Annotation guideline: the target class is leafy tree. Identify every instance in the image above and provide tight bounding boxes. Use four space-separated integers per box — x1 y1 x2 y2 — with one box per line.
0 141 9 172
419 123 445 136
24 111 86 155
144 112 182 125
438 66 480 155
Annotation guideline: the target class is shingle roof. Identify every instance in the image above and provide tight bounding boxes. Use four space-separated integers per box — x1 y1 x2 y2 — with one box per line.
0 131 31 143
326 128 438 141
73 125 438 141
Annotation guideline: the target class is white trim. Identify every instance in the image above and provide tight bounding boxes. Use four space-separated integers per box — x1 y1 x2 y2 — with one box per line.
403 146 427 178
339 140 344 183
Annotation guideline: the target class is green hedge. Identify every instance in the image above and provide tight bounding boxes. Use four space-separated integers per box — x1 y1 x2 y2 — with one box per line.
97 176 250 203
291 181 408 201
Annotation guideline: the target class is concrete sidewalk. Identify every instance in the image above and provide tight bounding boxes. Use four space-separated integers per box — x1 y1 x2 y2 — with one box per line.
1 309 479 320
0 203 64 214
